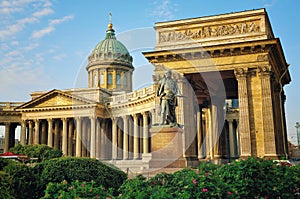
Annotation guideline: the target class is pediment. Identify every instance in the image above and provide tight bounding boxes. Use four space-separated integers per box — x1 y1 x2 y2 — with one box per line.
17 89 95 109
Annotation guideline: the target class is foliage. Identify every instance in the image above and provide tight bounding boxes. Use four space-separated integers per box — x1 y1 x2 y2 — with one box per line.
34 157 127 197
41 180 113 199
0 157 18 170
217 157 300 198
0 171 14 199
9 144 62 162
118 157 300 198
4 163 40 199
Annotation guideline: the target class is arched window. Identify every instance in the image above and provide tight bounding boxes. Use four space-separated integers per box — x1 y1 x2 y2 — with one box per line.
94 74 97 87
100 74 104 84
108 74 112 85
116 74 121 85
124 75 127 86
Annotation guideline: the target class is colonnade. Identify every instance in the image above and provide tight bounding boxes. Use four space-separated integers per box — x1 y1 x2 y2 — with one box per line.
195 106 240 161
2 111 152 160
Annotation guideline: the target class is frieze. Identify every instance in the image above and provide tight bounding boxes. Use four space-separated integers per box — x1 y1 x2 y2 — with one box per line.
257 54 269 62
159 21 260 43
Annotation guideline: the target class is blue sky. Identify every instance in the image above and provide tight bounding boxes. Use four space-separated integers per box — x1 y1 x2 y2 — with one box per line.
0 0 299 144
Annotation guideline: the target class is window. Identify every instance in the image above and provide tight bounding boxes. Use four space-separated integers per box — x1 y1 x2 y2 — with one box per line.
94 74 97 87
108 74 112 85
100 74 104 84
124 75 127 86
116 74 121 85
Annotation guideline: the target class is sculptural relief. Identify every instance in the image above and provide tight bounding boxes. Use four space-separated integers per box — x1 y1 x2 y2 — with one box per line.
159 21 261 43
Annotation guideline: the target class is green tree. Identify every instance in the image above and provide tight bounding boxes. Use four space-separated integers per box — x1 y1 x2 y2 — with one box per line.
0 171 14 199
34 157 127 197
9 144 62 162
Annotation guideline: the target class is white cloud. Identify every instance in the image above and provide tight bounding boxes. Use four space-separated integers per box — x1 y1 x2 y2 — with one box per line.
0 17 38 40
0 0 36 15
31 15 74 39
149 0 178 21
31 25 55 39
49 15 74 25
33 7 54 17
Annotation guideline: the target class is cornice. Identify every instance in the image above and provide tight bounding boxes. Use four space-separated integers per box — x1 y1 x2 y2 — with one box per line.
144 39 278 63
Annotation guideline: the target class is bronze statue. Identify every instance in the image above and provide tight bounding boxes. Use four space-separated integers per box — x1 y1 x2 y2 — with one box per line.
157 70 180 127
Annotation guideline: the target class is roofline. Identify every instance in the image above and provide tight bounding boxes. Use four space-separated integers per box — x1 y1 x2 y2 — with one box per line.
155 8 266 27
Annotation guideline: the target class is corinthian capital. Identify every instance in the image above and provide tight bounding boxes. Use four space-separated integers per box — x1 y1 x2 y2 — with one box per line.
234 68 248 79
257 65 272 77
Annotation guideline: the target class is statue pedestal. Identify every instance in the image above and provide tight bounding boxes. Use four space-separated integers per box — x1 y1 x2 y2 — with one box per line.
149 126 185 168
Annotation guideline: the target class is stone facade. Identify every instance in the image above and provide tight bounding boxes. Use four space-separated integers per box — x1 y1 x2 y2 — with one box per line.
0 9 291 170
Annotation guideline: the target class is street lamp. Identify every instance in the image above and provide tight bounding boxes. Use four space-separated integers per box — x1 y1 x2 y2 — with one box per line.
295 122 300 149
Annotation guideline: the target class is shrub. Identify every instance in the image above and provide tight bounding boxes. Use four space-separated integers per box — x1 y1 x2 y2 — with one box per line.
9 144 62 162
0 157 18 170
118 157 300 198
42 180 113 199
217 157 300 198
34 157 127 197
0 171 14 199
4 163 39 199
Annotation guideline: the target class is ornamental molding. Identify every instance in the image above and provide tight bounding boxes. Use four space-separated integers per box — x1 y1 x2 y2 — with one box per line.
159 21 260 44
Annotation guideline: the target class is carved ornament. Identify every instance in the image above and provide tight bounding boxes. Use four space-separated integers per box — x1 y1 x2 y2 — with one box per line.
234 68 248 79
159 21 260 43
257 54 269 62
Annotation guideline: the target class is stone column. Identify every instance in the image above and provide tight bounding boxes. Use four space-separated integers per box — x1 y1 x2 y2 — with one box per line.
133 114 139 159
54 120 60 150
258 66 276 156
47 119 53 147
90 116 96 158
211 104 218 159
234 68 251 157
41 121 47 144
123 116 129 159
34 119 40 144
75 117 82 157
100 120 108 159
112 117 118 160
68 120 74 156
228 119 235 158
20 120 26 145
62 118 68 155
207 107 213 159
81 119 87 157
197 109 205 159
96 118 101 159
28 121 33 145
4 122 10 152
142 112 149 153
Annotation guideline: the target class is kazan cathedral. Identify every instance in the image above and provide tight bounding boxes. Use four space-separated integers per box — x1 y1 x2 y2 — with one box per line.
0 9 291 170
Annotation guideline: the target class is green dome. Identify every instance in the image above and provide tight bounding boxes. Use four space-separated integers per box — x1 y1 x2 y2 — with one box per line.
88 24 133 67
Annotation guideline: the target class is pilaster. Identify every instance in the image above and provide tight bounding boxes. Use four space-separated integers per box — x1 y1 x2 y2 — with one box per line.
234 68 251 157
258 66 276 157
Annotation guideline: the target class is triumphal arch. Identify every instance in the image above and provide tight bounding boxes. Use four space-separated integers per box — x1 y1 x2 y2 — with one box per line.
0 9 290 169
